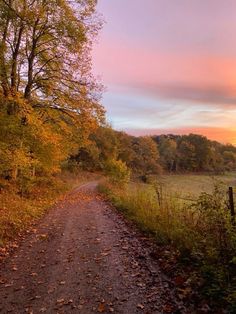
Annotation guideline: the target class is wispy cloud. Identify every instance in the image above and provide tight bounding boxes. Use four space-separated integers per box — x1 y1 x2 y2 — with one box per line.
94 40 236 106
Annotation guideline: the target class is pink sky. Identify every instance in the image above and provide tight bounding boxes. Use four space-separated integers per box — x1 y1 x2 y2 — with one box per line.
93 0 236 145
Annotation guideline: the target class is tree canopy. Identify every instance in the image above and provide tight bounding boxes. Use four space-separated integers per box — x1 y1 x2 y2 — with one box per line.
0 0 104 181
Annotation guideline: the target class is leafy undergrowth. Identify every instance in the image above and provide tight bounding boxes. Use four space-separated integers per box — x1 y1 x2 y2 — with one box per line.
99 179 236 313
0 171 100 248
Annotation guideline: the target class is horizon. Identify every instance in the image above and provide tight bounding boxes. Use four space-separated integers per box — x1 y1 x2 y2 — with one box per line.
122 129 236 147
111 128 236 147
93 0 236 146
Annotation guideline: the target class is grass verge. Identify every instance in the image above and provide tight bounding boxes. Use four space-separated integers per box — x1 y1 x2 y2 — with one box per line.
99 179 236 312
0 171 100 247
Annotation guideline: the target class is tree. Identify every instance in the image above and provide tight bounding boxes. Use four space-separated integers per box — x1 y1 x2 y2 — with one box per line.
180 134 212 171
156 135 177 171
104 158 130 185
223 151 236 170
178 140 196 171
0 0 102 100
116 131 134 166
0 0 104 180
130 136 161 175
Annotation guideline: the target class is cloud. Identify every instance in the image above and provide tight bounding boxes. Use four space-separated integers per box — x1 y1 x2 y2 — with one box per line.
102 88 236 130
93 40 236 107
127 83 236 107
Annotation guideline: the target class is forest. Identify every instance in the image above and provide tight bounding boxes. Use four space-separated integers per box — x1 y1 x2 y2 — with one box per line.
74 127 236 177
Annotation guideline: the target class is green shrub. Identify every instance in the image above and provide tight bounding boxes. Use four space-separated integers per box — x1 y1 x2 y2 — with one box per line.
104 159 130 185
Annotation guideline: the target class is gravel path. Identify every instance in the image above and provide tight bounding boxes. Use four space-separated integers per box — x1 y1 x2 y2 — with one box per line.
0 182 189 314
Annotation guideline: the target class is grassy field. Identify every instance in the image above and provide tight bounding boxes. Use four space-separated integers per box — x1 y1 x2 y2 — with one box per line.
155 172 236 199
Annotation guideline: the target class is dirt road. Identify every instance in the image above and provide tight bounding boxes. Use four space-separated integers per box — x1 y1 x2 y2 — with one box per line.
0 182 189 314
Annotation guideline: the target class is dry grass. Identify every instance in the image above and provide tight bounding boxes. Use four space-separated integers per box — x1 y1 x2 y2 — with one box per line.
99 177 236 310
0 171 101 246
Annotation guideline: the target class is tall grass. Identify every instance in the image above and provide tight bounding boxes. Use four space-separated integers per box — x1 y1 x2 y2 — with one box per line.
99 180 236 310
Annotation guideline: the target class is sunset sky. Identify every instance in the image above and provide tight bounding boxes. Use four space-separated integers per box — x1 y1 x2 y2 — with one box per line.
93 0 236 145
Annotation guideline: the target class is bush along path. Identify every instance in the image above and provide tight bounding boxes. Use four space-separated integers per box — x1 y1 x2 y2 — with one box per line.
0 182 199 313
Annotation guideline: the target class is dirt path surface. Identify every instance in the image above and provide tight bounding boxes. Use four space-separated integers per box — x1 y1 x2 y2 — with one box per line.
0 182 189 314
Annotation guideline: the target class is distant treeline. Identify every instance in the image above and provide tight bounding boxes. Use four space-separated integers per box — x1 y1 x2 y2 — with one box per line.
73 127 236 176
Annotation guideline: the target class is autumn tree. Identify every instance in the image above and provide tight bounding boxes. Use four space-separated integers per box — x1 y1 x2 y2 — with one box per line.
130 136 161 175
116 131 134 166
177 140 196 171
223 151 236 170
0 0 104 180
181 134 212 171
154 135 177 171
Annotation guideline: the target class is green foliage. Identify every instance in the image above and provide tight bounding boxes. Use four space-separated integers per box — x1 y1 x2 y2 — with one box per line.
178 140 196 171
153 134 236 173
104 159 130 185
129 136 161 175
75 128 236 179
157 135 177 171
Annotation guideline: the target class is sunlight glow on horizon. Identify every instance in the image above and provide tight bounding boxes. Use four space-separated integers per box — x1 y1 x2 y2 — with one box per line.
122 127 236 146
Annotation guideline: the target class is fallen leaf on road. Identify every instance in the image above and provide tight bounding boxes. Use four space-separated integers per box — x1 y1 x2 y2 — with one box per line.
137 304 145 309
101 252 109 256
98 302 105 312
39 234 48 241
59 281 66 285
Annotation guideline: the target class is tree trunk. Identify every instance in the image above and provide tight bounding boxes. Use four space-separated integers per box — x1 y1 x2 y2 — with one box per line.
11 24 24 94
24 52 34 99
24 19 39 99
32 166 35 177
12 167 18 180
0 15 10 96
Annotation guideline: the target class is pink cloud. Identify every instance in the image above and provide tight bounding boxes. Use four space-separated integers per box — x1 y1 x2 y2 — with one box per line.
93 39 236 108
93 39 236 98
